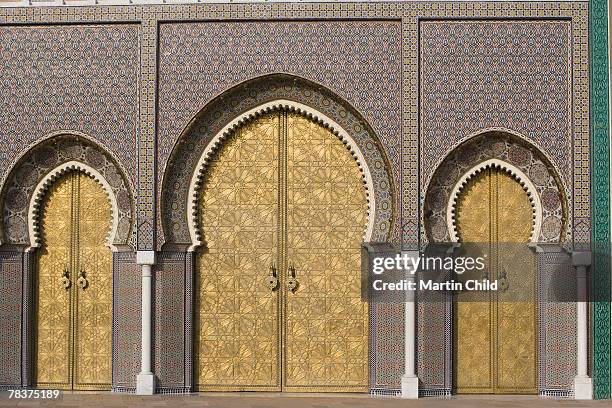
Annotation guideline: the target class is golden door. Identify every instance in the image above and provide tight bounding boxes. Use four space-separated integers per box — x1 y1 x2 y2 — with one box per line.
35 172 113 390
195 111 368 392
454 168 537 394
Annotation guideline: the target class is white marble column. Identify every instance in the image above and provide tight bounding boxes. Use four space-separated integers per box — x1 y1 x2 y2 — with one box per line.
401 251 419 398
136 251 156 395
572 251 592 400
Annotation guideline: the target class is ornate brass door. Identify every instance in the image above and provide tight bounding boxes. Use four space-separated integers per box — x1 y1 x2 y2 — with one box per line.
195 111 368 392
284 113 368 391
454 167 537 394
195 113 281 391
35 172 113 390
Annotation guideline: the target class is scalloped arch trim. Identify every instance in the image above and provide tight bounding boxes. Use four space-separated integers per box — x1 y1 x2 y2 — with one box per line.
187 99 375 251
446 159 542 243
27 161 120 252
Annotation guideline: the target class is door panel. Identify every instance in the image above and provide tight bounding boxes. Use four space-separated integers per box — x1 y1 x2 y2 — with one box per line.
454 170 493 393
35 174 74 389
454 168 537 394
284 113 368 391
195 113 281 391
495 171 537 393
35 172 113 390
73 173 113 390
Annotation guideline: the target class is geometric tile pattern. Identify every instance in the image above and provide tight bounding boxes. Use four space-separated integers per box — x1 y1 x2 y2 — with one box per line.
412 2 590 249
137 19 158 250
154 252 189 390
0 252 23 386
0 24 139 189
423 132 569 245
537 250 576 395
159 75 394 250
112 252 141 391
157 20 402 229
0 0 590 254
589 0 611 398
420 20 573 199
157 24 400 248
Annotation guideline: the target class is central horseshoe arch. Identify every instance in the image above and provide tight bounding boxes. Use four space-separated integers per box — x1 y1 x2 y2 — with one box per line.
159 74 394 250
192 108 371 391
187 100 376 250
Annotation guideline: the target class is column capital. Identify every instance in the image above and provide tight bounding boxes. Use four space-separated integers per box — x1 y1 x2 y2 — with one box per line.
136 250 156 266
571 251 591 267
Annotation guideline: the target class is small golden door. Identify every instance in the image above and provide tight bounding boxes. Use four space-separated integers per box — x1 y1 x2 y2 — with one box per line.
454 167 537 394
34 171 113 390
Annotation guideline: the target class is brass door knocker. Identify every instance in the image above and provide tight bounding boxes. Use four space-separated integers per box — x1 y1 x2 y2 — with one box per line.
77 269 88 290
498 268 509 292
267 261 279 291
61 267 71 289
287 262 298 292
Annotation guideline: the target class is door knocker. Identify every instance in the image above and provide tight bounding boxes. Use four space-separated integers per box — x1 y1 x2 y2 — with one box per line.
498 268 509 292
61 267 71 290
287 263 299 293
77 269 88 290
267 262 279 291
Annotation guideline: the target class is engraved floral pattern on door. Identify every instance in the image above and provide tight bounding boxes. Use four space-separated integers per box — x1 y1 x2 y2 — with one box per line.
195 113 281 391
36 174 73 389
73 173 113 390
454 168 536 394
195 110 369 392
285 113 368 391
35 172 113 390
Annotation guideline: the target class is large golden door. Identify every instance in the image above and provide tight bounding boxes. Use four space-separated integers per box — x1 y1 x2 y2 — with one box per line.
454 168 537 394
195 111 368 392
35 172 113 390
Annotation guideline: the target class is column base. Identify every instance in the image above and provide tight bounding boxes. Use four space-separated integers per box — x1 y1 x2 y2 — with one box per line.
136 373 156 395
573 375 592 400
401 375 419 399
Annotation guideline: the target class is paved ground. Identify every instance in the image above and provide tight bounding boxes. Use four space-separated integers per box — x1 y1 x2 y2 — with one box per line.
2 393 612 408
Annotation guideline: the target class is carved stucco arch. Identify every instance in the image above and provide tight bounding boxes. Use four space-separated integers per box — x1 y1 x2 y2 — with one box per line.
186 99 376 251
27 161 120 252
1 132 135 249
160 74 394 249
446 159 542 243
424 129 567 244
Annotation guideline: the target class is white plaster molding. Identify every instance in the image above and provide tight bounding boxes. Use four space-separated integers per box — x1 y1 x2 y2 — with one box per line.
446 158 542 243
27 160 120 252
186 99 375 251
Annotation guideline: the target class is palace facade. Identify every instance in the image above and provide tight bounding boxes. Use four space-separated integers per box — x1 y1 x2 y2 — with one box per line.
0 0 610 400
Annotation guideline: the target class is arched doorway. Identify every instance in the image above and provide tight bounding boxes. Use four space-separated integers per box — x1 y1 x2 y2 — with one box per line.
34 171 113 390
194 110 369 392
453 166 537 394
